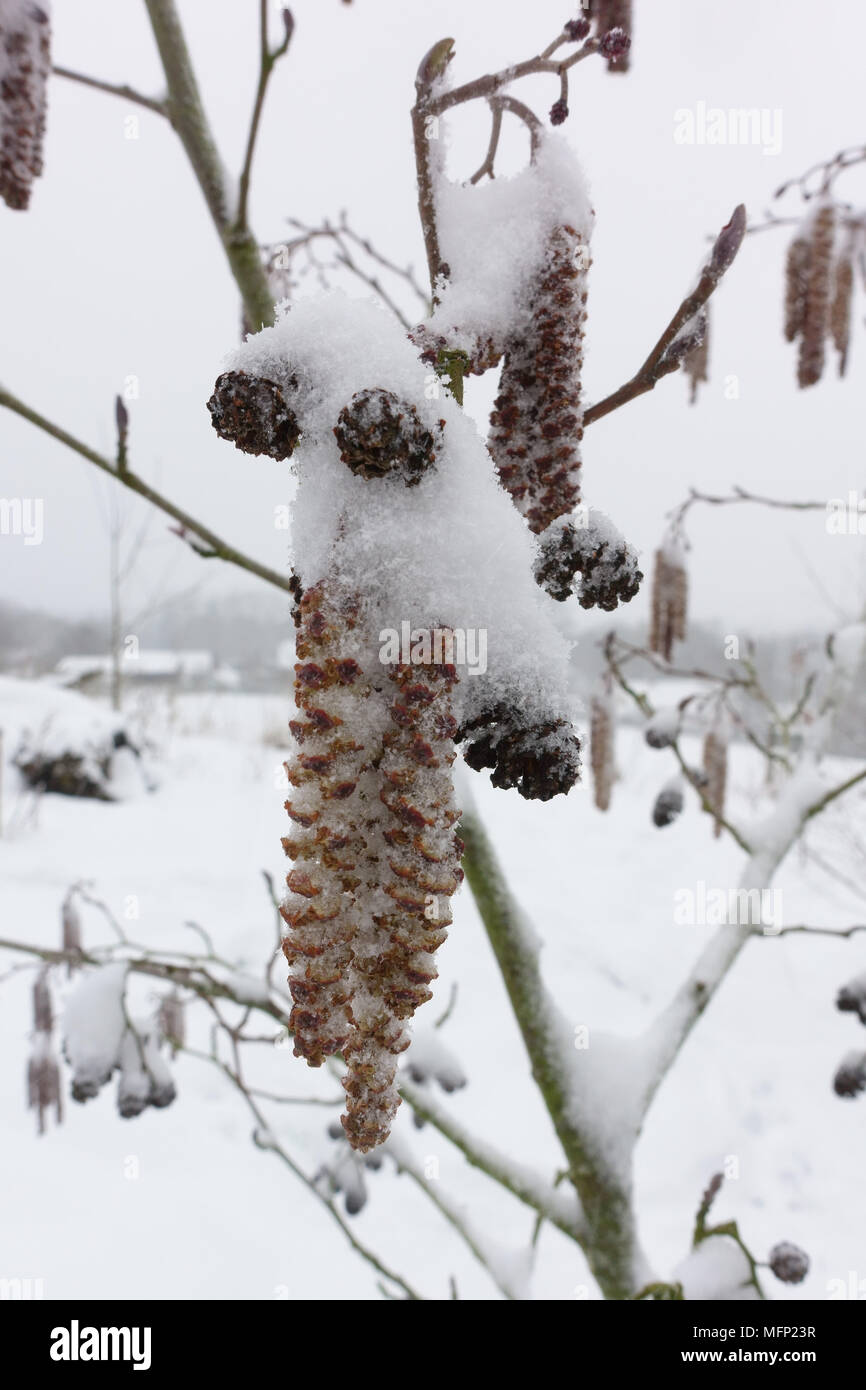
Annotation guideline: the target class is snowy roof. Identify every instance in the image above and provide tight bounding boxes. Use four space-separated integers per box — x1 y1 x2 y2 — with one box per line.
55 650 214 679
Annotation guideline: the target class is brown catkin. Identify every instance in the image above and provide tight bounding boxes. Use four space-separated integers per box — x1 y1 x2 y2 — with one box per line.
0 0 50 210
590 695 614 811
649 544 688 662
797 202 836 389
280 583 377 1067
784 233 811 343
488 223 589 534
702 727 728 838
342 650 462 1152
830 249 854 378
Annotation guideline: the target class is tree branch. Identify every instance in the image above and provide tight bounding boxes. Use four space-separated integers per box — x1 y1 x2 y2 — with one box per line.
0 383 294 597
584 205 746 429
236 3 294 232
143 0 275 331
53 65 169 118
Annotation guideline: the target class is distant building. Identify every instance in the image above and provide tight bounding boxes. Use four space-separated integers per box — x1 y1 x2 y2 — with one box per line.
54 650 217 692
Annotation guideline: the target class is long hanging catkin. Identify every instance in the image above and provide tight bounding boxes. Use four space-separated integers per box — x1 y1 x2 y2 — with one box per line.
649 540 688 662
342 649 462 1152
797 201 836 389
281 582 377 1067
590 693 615 811
702 724 728 839
830 240 854 378
488 223 590 534
0 0 50 210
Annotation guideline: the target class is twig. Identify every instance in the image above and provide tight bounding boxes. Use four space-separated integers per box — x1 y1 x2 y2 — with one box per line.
53 65 168 118
236 3 294 231
0 383 294 597
584 205 747 428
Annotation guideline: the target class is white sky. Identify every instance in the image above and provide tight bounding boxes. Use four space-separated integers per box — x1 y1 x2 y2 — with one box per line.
2 0 865 636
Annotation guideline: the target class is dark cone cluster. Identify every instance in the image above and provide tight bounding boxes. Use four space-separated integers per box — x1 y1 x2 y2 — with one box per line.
342 653 462 1152
458 702 581 802
649 545 688 662
208 369 301 460
0 1 50 210
488 223 589 534
534 515 642 608
333 388 442 485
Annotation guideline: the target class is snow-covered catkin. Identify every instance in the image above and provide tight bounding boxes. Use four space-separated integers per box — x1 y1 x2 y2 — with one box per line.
649 543 688 662
281 583 375 1068
797 201 836 389
702 726 728 838
0 0 50 210
590 694 614 811
830 244 854 378
342 651 462 1152
783 232 811 343
158 992 185 1056
488 223 589 534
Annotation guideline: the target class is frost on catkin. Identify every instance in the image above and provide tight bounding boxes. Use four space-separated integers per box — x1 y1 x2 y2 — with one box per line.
590 694 614 811
342 651 462 1152
797 201 836 389
281 582 376 1067
702 726 728 838
0 0 50 210
649 541 688 662
488 223 589 534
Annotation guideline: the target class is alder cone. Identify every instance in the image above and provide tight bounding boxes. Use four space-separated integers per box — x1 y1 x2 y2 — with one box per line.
208 369 301 459
0 1 51 210
489 223 589 534
534 516 642 608
281 584 375 1067
333 388 442 485
458 702 581 801
342 653 462 1152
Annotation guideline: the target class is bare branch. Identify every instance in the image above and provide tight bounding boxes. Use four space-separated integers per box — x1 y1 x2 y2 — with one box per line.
53 65 168 118
236 3 295 231
0 383 294 598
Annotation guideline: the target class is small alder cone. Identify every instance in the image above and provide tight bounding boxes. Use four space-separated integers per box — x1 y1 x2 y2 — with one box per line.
534 513 642 609
702 726 728 838
830 243 854 378
342 652 462 1152
0 0 50 211
649 543 688 662
488 223 589 534
590 694 614 811
207 369 301 460
652 781 683 828
458 702 581 802
333 388 443 485
833 1051 866 1098
768 1242 809 1285
797 201 836 389
280 583 376 1067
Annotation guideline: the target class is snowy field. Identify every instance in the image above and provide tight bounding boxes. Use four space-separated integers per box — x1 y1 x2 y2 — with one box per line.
1 679 865 1301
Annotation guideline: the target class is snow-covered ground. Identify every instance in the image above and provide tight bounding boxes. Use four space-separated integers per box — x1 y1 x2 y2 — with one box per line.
1 680 865 1301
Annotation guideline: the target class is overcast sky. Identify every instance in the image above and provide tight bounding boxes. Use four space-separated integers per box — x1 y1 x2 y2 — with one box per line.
2 0 865 639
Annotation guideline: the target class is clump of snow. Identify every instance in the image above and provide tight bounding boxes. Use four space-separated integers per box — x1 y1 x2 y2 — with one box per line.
62 962 127 1101
222 294 577 734
428 133 594 353
116 1024 176 1118
402 1025 466 1093
673 1235 760 1301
